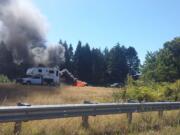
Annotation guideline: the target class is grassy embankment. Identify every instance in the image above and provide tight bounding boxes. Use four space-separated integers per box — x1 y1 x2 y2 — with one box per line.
0 83 180 135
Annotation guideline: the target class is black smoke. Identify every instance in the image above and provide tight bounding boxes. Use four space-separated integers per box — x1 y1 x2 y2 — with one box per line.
0 0 65 67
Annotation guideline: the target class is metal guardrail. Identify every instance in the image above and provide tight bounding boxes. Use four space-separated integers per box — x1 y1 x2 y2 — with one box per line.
1 102 180 134
1 102 180 122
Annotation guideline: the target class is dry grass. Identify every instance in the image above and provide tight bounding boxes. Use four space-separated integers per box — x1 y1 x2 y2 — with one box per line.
0 84 180 135
0 84 115 105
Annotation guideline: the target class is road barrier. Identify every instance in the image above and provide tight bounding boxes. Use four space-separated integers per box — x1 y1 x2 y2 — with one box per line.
1 102 180 135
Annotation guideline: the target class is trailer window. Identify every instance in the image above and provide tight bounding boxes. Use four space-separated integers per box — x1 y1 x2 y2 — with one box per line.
49 70 54 74
33 76 40 79
38 69 42 72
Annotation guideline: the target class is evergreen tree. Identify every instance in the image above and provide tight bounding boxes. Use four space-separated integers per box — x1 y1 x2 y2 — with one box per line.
141 51 158 81
107 44 128 84
78 43 92 82
126 47 140 76
103 48 110 83
73 42 92 82
68 44 74 72
61 41 69 69
91 48 105 85
73 41 82 77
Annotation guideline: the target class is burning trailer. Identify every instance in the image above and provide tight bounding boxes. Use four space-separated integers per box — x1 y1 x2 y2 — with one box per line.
16 67 87 87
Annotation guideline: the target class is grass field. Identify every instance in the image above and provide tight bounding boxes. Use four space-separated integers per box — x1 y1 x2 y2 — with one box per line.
0 84 114 105
0 84 180 135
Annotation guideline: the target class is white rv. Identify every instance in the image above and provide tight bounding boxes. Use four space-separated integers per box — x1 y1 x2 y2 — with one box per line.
18 67 60 85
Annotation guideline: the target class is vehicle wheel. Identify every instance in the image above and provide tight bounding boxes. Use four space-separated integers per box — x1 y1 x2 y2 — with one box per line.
27 81 31 85
51 82 56 86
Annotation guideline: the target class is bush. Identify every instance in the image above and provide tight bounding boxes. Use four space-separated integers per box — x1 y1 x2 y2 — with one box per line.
163 80 180 101
112 89 126 102
112 80 180 102
126 86 160 102
0 75 11 83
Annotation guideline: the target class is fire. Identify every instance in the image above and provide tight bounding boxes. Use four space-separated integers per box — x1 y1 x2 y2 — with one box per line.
74 80 87 87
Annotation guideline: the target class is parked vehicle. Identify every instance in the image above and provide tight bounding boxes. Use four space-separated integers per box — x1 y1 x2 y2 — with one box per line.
16 67 87 86
16 67 60 85
110 83 122 88
20 76 42 85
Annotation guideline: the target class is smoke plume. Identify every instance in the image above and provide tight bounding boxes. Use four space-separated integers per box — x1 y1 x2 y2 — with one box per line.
0 0 65 66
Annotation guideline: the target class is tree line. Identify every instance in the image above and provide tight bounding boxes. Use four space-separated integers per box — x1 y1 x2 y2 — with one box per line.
0 40 140 85
142 37 180 82
60 40 140 85
1 37 180 85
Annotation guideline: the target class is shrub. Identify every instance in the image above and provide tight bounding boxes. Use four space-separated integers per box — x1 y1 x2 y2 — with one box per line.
126 86 160 102
0 75 11 83
112 80 180 102
112 89 126 102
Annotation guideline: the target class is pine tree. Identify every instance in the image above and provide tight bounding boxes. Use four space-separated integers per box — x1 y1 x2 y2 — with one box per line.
73 41 82 77
126 46 140 76
68 44 74 72
107 44 128 84
78 43 92 82
91 48 105 85
103 48 110 84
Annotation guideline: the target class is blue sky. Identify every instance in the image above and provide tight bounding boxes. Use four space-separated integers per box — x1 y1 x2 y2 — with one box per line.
33 0 180 62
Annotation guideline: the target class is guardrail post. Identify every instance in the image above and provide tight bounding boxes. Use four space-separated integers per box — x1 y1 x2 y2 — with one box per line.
127 112 132 124
158 111 163 118
14 103 31 135
81 101 95 128
82 115 89 128
14 121 22 135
